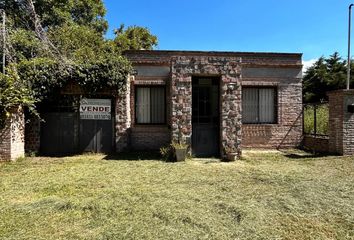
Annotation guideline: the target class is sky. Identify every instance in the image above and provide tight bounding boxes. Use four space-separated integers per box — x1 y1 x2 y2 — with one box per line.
103 0 353 70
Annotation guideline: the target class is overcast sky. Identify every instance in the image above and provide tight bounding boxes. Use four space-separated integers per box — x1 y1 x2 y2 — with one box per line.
104 0 352 67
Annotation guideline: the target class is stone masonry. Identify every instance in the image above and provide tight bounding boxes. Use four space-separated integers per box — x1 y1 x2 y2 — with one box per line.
0 107 25 161
328 90 354 155
115 76 132 152
125 50 303 152
22 50 303 156
171 56 242 159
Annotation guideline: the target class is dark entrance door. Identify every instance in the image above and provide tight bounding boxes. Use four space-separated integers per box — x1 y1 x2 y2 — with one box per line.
41 112 78 155
79 119 113 153
40 96 114 155
192 77 220 157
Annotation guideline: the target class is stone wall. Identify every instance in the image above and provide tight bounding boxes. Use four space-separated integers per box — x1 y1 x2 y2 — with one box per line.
125 50 303 151
328 90 354 155
171 56 242 159
0 107 25 161
115 76 132 152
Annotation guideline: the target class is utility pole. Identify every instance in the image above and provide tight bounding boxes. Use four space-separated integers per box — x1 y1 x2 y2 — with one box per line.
347 4 354 90
1 9 5 74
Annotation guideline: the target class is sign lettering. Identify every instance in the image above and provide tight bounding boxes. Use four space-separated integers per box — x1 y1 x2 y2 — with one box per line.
80 98 111 120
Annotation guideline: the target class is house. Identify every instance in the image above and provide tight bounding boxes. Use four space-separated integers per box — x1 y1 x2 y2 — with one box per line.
24 50 303 160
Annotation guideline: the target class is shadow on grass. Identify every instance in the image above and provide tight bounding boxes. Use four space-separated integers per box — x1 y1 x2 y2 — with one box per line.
280 148 339 160
103 151 163 161
284 153 328 159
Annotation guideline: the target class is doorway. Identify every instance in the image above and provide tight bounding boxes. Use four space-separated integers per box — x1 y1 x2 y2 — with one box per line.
192 77 220 157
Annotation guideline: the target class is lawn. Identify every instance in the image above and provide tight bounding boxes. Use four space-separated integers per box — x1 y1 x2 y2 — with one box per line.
0 151 353 240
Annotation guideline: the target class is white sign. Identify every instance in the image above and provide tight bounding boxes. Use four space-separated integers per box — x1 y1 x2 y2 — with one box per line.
80 98 111 120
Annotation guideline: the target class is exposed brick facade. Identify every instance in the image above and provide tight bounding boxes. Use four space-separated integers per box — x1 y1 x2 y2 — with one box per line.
24 117 40 153
130 126 170 150
124 50 303 157
22 50 305 158
0 107 25 161
128 77 171 151
328 90 354 155
302 135 329 153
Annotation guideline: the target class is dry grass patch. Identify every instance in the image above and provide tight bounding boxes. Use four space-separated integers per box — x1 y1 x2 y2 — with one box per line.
0 151 353 239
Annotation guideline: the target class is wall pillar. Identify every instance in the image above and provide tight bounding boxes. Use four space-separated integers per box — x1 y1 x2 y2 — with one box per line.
115 76 132 152
0 107 25 161
171 56 242 159
328 90 354 155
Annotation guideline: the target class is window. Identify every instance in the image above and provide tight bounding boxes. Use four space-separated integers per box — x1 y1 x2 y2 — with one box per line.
135 86 165 124
242 87 277 124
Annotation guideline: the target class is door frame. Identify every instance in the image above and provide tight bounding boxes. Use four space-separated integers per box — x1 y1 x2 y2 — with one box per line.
191 76 221 157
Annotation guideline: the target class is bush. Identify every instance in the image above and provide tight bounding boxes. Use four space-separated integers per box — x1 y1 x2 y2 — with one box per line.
0 70 36 129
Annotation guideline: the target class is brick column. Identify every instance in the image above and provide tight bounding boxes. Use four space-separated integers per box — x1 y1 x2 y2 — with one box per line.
328 90 354 155
0 106 25 161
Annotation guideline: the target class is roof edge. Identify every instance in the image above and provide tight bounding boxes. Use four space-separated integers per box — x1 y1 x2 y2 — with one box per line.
123 49 303 57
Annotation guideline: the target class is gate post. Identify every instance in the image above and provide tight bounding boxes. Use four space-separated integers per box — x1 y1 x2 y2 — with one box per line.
0 106 25 161
328 90 354 155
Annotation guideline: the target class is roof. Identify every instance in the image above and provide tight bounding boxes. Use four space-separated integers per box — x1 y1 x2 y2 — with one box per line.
124 49 302 58
123 50 302 67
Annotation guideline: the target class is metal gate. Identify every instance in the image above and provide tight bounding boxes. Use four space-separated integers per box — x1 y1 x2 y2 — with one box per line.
192 77 220 157
79 119 113 153
41 112 78 155
40 96 114 155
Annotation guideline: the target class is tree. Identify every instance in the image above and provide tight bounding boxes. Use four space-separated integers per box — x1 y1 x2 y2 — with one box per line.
113 24 158 52
1 0 158 109
0 0 130 127
3 0 107 33
303 52 352 103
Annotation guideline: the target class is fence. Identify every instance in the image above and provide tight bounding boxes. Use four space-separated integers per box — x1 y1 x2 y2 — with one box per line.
303 102 329 136
302 102 329 153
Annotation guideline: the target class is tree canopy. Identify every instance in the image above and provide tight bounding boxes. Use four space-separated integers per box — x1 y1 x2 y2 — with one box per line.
114 24 158 52
0 0 158 127
303 52 353 103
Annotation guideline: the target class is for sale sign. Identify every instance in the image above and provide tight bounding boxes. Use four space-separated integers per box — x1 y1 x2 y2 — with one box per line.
80 98 111 120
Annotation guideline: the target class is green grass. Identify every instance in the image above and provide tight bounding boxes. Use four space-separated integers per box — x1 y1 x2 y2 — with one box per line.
304 104 329 135
0 151 353 240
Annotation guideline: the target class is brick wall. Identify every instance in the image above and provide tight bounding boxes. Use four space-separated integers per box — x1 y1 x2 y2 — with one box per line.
25 117 40 153
124 50 302 155
242 83 303 149
0 107 25 161
0 117 11 161
130 126 170 150
328 90 354 155
128 76 171 151
124 50 301 67
302 135 329 153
